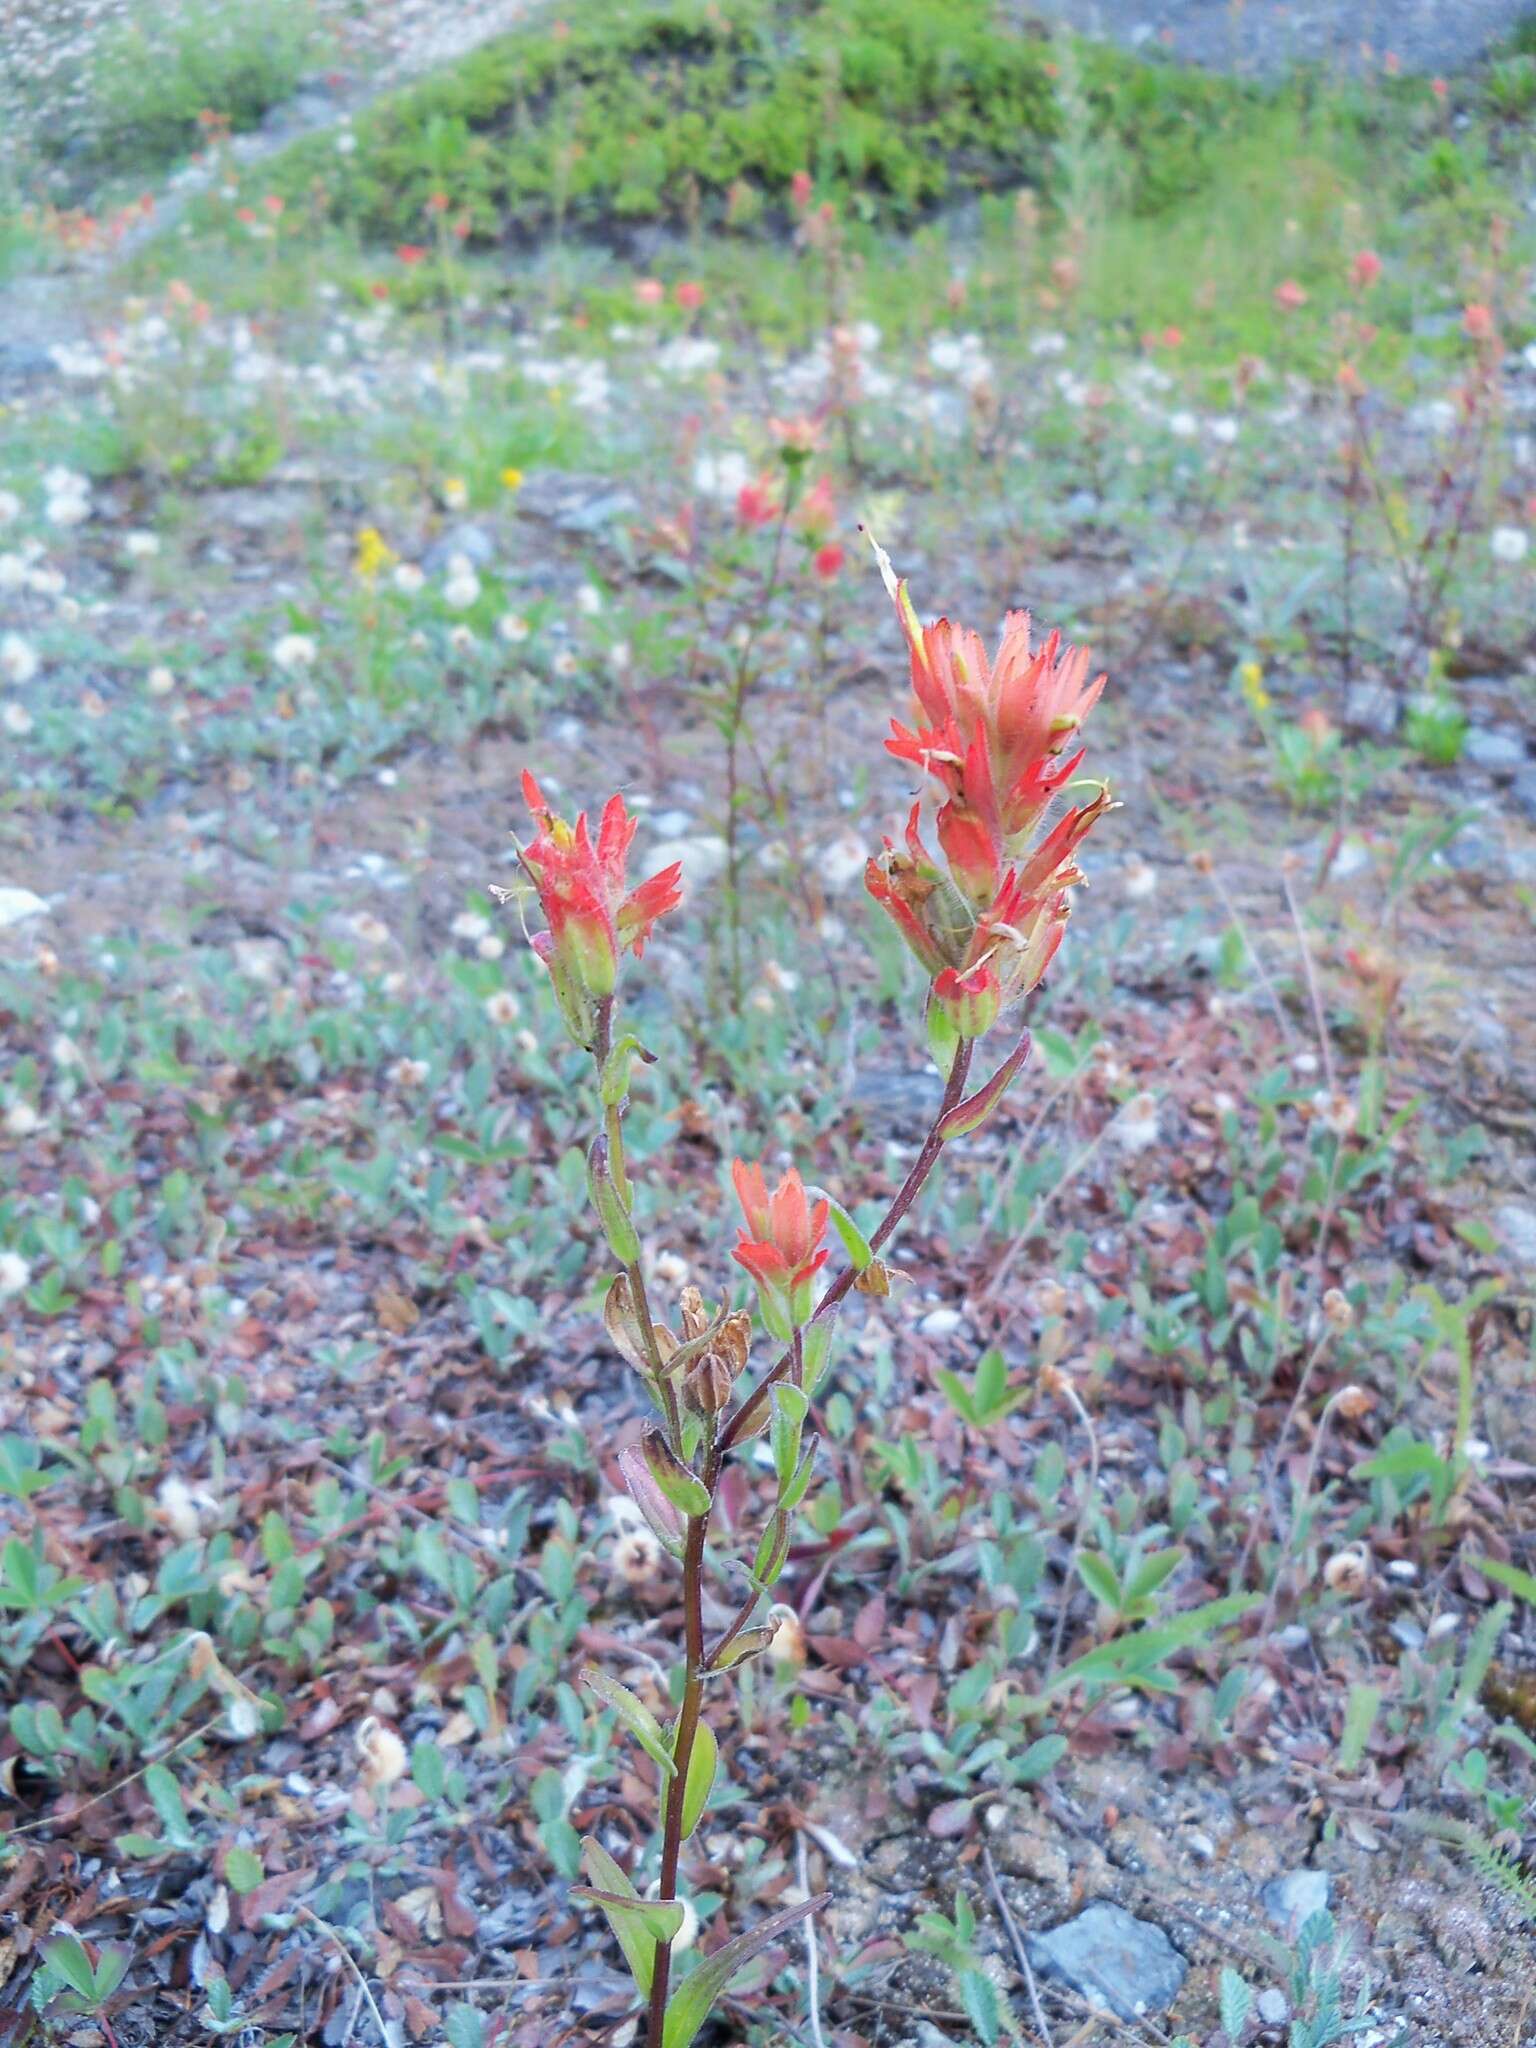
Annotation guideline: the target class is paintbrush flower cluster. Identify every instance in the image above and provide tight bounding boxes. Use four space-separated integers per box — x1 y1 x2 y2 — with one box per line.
508 559 1110 2048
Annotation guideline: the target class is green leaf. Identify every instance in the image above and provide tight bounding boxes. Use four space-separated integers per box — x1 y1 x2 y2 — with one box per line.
1010 1732 1067 1784
1354 1441 1446 1487
575 1839 679 1997
1219 1965 1251 2041
1076 1552 1123 1611
1124 1546 1185 1604
1336 1683 1380 1774
934 1366 979 1426
1045 1596 1261 1697
770 1384 809 1494
936 1031 1032 1141
224 1846 264 1894
639 1428 712 1518
445 2004 487 2048
1475 1555 1536 1607
811 1189 872 1271
678 1717 717 1840
662 1896 827 2048
144 1762 192 1845
43 1934 98 2001
412 1738 447 1801
581 1666 676 1778
959 1966 1001 2044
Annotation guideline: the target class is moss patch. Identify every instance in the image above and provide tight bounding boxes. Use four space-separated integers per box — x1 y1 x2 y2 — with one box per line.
266 0 1246 244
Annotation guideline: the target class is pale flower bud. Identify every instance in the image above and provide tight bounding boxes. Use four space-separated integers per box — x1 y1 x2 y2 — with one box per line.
1323 1546 1371 1598
355 1715 408 1788
1322 1289 1354 1330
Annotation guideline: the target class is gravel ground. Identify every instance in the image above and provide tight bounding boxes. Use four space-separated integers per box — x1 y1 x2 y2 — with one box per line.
1017 0 1534 74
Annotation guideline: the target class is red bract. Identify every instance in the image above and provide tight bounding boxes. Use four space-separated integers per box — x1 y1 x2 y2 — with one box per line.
736 476 778 528
866 549 1113 1036
731 1161 829 1334
519 772 682 1041
881 577 1105 899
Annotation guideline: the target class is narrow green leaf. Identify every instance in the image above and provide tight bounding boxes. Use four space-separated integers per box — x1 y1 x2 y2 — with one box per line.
1475 1556 1536 1607
572 1887 684 1994
581 1666 676 1778
1124 1546 1185 1604
1044 1595 1260 1697
662 1896 827 2048
810 1188 872 1272
936 1031 1032 1141
578 1839 659 1996
678 1717 717 1840
1336 1683 1380 1773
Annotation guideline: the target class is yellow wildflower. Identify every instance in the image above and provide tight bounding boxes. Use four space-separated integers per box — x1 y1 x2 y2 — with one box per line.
354 526 398 585
1238 661 1271 713
500 466 525 491
442 477 468 510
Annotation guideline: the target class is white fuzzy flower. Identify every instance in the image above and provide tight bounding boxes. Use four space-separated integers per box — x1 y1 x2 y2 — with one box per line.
392 562 425 595
451 910 491 941
124 530 161 558
146 666 176 697
576 583 603 616
1491 526 1529 563
2 703 34 735
4 1101 41 1136
442 555 480 609
1 634 38 686
0 491 20 525
0 1251 31 1298
484 991 520 1026
271 633 317 673
497 612 530 643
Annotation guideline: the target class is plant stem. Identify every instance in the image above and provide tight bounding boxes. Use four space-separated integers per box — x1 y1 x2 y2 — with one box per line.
718 1037 976 1457
722 485 798 1005
647 1444 716 2048
592 996 683 1447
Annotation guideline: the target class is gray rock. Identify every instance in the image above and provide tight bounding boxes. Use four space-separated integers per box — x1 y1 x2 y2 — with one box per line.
514 471 637 533
1463 727 1528 774
1441 821 1507 874
1026 1902 1188 2021
1343 682 1398 737
555 488 637 535
1493 1204 1536 1273
1510 768 1536 822
1262 1869 1332 1935
422 523 496 572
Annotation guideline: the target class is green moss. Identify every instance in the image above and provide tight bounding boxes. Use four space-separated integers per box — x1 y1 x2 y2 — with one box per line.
265 0 1249 244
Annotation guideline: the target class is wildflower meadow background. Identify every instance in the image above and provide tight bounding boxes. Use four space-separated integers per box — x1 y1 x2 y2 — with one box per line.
2 1 1536 2044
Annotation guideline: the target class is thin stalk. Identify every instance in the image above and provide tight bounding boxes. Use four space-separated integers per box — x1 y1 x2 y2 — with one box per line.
723 485 798 1004
717 1037 977 1458
648 1443 716 2046
592 996 682 1447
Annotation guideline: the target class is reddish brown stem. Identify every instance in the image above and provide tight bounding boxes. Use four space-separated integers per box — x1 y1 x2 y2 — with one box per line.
717 1037 976 1458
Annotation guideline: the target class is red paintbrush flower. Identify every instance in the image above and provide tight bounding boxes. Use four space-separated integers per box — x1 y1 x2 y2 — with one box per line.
876 556 1105 897
518 772 682 1041
731 1160 829 1335
865 546 1114 1038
